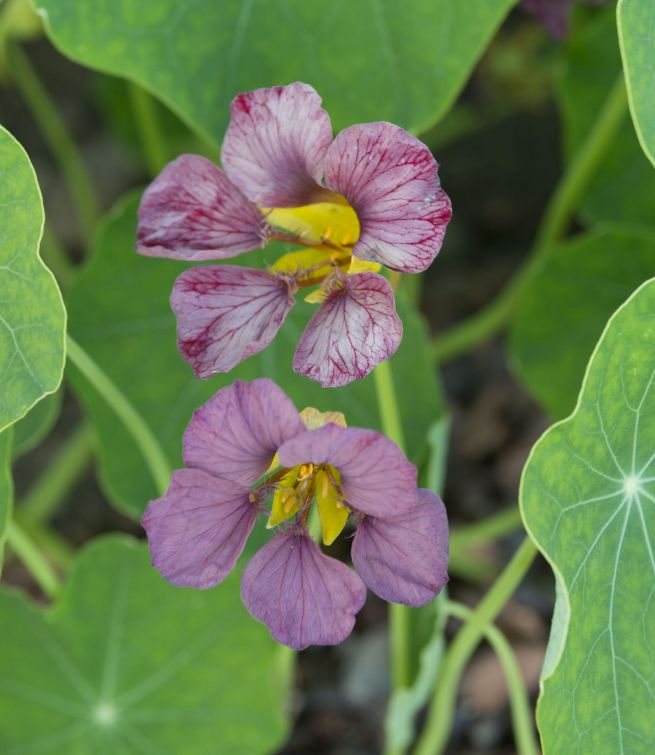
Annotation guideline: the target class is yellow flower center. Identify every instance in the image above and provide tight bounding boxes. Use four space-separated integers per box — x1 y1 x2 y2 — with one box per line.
264 200 381 301
265 406 350 545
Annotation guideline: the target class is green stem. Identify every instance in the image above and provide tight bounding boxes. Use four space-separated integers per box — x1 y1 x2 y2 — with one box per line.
413 537 538 755
450 505 523 550
373 360 410 690
66 336 171 496
431 74 628 363
6 520 61 598
19 422 95 525
8 42 100 242
443 600 538 755
127 81 168 177
14 518 75 570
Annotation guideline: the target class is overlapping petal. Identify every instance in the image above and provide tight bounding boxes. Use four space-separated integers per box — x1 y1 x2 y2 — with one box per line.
171 265 296 378
352 489 449 605
323 122 452 273
241 530 366 650
136 155 266 260
142 468 257 589
278 424 417 518
184 379 305 486
293 272 402 387
222 82 333 208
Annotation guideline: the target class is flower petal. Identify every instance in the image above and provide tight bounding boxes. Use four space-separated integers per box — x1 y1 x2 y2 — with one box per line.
171 266 296 378
221 82 334 207
352 489 449 605
293 272 402 387
277 424 417 518
184 379 305 486
142 468 256 589
136 155 266 260
323 123 452 273
241 530 366 650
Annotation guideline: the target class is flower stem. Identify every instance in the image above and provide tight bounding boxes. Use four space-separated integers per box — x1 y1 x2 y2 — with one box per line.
6 520 61 598
66 336 171 496
373 359 410 690
127 81 169 178
7 42 100 244
443 600 538 755
431 74 628 363
413 537 538 755
449 505 523 550
19 422 95 525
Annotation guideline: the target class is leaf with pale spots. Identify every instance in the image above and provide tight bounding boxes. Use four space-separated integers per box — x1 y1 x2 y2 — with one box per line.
37 0 515 145
0 126 66 432
521 278 655 752
0 536 290 754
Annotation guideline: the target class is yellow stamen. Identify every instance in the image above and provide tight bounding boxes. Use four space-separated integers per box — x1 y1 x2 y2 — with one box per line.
315 467 349 546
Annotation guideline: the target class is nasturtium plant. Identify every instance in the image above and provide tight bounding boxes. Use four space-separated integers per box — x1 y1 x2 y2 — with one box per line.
618 0 655 168
0 536 291 754
521 279 655 753
67 193 444 518
11 389 62 458
510 225 655 419
0 126 66 433
37 0 515 144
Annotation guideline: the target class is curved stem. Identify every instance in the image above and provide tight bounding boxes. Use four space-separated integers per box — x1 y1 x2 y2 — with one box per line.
413 537 538 755
450 505 523 550
431 74 628 363
127 81 169 177
6 520 61 598
373 359 410 690
443 601 538 755
19 422 95 525
66 336 171 496
8 42 100 243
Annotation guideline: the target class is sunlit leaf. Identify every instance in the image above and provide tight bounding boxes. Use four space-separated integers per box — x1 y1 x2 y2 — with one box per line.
67 193 444 517
0 126 66 432
521 278 655 753
0 535 290 753
38 0 515 143
510 225 655 419
618 0 655 168
558 7 655 227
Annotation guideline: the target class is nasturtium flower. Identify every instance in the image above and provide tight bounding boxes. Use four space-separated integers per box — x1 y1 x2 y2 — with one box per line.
142 379 449 650
522 0 609 39
136 82 451 387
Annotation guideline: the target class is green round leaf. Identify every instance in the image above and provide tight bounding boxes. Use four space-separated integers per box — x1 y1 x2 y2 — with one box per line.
0 126 66 433
618 0 655 168
557 7 655 227
0 535 291 754
37 0 514 143
509 226 655 419
521 278 655 753
67 192 444 517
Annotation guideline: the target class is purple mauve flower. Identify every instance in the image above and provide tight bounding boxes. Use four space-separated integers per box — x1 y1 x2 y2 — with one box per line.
142 378 449 650
136 82 451 387
522 0 610 39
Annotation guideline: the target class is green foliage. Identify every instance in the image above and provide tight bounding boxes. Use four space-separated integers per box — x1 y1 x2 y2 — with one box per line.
38 0 514 144
0 126 66 433
618 0 655 168
521 279 655 753
0 429 13 567
67 193 443 517
0 535 290 754
558 7 655 227
11 389 62 458
509 226 655 419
